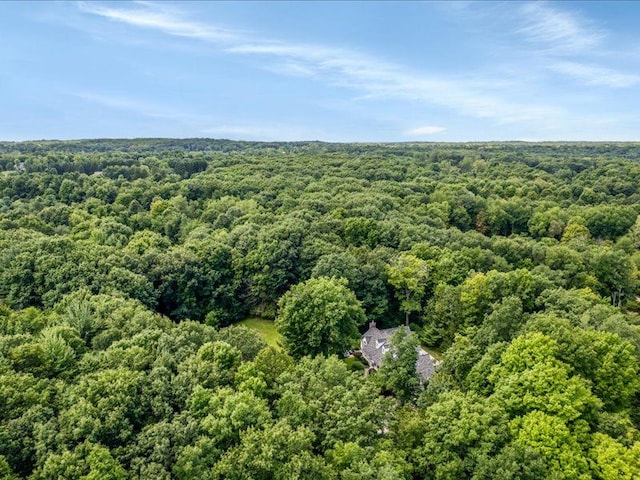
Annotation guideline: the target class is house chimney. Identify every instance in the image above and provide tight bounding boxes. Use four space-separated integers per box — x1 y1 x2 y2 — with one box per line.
369 321 377 329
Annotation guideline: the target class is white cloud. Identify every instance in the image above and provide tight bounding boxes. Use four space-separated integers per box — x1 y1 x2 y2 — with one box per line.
74 1 640 139
77 1 239 43
74 92 149 111
78 1 564 126
404 126 447 136
72 91 327 140
74 92 173 118
517 2 603 54
71 91 215 129
550 61 640 88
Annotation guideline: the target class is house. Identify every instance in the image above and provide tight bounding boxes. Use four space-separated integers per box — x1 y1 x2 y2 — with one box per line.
360 321 438 382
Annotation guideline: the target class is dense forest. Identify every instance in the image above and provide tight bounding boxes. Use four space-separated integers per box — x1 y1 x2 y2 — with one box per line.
1 139 640 479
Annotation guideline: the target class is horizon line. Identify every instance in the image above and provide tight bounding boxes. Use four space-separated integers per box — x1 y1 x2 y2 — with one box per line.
1 137 640 145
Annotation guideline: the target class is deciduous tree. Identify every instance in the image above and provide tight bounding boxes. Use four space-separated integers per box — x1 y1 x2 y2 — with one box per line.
276 277 364 358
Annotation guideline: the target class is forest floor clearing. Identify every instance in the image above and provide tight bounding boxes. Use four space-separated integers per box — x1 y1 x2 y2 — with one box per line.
238 317 283 350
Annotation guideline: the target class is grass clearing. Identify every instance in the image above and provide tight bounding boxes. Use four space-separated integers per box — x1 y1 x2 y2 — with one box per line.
238 317 283 350
422 345 443 361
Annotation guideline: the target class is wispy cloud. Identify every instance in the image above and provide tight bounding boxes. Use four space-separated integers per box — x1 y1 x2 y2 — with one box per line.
74 1 640 140
549 61 640 88
517 2 602 54
512 3 639 91
77 1 563 125
77 2 239 42
71 91 234 138
72 91 196 120
73 91 322 140
404 126 447 136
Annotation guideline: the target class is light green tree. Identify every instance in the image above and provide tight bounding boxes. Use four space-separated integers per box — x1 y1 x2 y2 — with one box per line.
509 411 590 480
386 254 428 326
31 442 127 480
589 433 640 480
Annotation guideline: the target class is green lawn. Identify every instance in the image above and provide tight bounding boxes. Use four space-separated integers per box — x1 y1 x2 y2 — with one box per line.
422 345 443 361
238 317 283 350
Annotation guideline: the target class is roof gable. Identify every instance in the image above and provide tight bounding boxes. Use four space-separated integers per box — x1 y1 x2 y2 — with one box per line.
360 323 438 381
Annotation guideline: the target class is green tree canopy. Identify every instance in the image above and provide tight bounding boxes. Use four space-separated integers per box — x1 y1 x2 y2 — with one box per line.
386 254 429 326
375 327 420 404
276 277 364 358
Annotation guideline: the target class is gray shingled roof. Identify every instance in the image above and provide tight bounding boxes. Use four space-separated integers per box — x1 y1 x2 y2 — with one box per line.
361 325 398 368
360 322 438 382
416 349 437 380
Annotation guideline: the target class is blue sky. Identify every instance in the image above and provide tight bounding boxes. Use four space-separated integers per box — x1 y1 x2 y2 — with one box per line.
1 1 640 142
